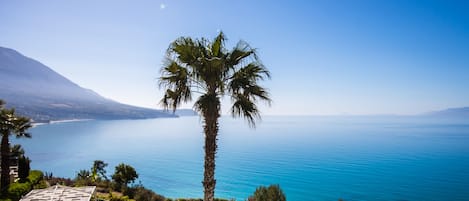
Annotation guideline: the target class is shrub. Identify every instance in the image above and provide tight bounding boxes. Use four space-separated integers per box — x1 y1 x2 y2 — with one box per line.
112 164 138 192
95 180 111 193
45 176 74 186
171 199 231 201
7 182 32 201
249 184 286 201
110 196 131 201
33 180 48 189
127 186 165 201
27 170 43 185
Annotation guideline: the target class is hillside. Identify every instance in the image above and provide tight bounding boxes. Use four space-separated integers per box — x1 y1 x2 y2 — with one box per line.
0 46 181 122
425 107 469 118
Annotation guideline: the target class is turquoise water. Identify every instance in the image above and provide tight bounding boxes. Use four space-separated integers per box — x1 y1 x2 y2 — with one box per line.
13 116 469 201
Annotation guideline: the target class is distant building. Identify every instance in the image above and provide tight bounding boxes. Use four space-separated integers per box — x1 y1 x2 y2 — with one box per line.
0 165 20 182
9 165 19 181
20 185 96 201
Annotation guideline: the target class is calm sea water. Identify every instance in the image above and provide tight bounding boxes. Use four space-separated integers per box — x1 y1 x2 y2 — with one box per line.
12 116 469 201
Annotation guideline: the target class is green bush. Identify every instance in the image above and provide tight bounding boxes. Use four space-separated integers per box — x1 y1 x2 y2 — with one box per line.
7 182 32 201
112 163 138 192
110 195 131 201
175 199 201 201
128 186 165 201
27 170 43 185
33 180 48 189
44 176 74 186
3 170 45 201
171 199 231 201
249 184 286 201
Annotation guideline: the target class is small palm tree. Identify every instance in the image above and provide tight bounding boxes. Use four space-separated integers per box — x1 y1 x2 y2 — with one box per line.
91 160 108 182
10 144 25 160
0 100 32 193
159 32 271 201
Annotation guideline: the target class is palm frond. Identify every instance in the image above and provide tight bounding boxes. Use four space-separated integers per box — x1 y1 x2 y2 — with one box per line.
11 144 25 157
227 41 257 67
170 37 203 67
0 107 31 138
230 94 260 127
211 32 225 57
159 59 193 112
12 115 32 138
228 63 271 103
227 61 271 126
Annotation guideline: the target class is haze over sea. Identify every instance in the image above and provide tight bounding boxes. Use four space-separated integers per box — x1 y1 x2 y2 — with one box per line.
13 116 469 201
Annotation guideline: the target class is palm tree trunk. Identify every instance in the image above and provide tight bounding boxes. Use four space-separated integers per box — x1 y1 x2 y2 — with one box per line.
202 95 220 201
1 133 10 194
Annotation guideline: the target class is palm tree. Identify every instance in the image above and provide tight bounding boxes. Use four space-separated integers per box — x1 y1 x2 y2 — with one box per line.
159 32 271 201
91 160 108 182
10 144 25 159
0 100 32 193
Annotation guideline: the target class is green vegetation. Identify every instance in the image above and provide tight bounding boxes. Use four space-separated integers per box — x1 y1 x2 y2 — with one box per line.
92 160 108 182
111 163 138 192
5 170 45 201
159 32 271 201
65 161 164 201
7 182 30 201
0 100 32 194
248 184 286 201
26 170 43 185
75 169 92 186
122 185 165 201
43 161 281 201
165 199 233 201
10 144 31 182
17 155 30 181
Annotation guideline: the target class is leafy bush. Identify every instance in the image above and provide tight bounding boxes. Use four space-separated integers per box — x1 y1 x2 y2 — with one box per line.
169 199 232 201
27 170 43 185
109 195 131 201
75 169 92 186
249 184 286 201
112 163 138 192
45 176 74 186
126 186 165 201
7 182 31 201
33 180 48 189
95 180 111 193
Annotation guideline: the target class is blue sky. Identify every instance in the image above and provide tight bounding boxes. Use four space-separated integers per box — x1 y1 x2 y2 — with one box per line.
0 0 468 115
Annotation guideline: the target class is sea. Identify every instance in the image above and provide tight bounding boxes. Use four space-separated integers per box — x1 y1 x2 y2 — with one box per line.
12 116 469 201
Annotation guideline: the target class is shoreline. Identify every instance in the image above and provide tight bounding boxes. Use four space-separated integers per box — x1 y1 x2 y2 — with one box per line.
32 119 93 127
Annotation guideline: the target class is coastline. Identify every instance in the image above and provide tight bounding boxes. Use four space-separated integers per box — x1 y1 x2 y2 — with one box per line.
32 119 93 127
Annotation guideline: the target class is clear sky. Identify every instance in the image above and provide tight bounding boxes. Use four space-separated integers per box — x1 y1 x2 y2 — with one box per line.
1 0 468 115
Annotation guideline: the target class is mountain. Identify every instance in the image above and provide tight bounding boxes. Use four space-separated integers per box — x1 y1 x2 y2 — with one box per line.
425 107 469 118
0 46 190 122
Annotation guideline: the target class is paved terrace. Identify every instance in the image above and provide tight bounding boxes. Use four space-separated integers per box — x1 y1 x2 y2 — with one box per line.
20 185 96 201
